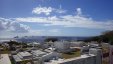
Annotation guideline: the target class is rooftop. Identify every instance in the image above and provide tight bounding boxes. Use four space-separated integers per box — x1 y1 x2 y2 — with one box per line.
0 54 11 64
13 55 22 62
31 50 47 57
18 52 32 57
13 51 32 62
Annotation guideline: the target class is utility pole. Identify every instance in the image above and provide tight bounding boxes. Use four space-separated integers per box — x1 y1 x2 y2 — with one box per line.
21 42 22 49
109 44 113 64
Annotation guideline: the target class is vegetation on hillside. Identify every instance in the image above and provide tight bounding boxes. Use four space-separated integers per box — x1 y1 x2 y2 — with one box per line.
7 41 27 50
44 37 58 42
85 30 113 45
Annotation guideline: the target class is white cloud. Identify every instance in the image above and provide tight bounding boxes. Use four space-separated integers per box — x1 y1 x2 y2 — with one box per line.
1 7 113 37
0 18 30 33
0 18 45 37
55 5 66 13
32 6 66 15
3 8 113 31
15 7 113 30
55 9 66 14
32 6 53 15
76 8 82 16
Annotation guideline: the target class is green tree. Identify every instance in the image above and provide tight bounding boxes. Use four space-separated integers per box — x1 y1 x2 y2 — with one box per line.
44 38 58 42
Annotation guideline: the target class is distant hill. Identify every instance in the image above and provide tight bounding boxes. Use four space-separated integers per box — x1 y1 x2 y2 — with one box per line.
84 30 113 45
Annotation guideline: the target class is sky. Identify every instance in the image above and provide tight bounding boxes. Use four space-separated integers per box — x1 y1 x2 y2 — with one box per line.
0 0 113 38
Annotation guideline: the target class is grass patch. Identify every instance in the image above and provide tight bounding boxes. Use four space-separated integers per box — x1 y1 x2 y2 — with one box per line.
62 50 81 59
102 46 109 53
0 50 11 54
102 60 109 64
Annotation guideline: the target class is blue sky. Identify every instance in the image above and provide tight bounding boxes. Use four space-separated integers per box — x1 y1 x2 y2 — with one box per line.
0 0 113 38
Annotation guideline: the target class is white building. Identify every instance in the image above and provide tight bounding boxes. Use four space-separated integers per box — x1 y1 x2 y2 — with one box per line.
12 51 32 64
45 48 102 64
54 41 71 53
27 42 40 47
0 54 11 64
31 50 61 62
81 46 89 54
70 41 85 47
89 43 99 48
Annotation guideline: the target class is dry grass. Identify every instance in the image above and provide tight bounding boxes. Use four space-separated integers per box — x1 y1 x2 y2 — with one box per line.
102 60 109 64
102 47 109 53
0 51 11 54
62 50 81 59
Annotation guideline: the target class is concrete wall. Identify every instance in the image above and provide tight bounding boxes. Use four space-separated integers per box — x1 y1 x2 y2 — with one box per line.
89 48 102 64
42 52 61 61
70 42 84 47
59 48 102 64
109 45 113 64
59 55 96 64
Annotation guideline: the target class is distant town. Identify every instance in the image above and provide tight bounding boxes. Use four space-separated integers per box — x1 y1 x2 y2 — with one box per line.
0 30 113 64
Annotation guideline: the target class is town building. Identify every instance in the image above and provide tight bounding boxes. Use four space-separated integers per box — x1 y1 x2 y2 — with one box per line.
54 41 71 53
44 48 102 64
0 54 11 64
